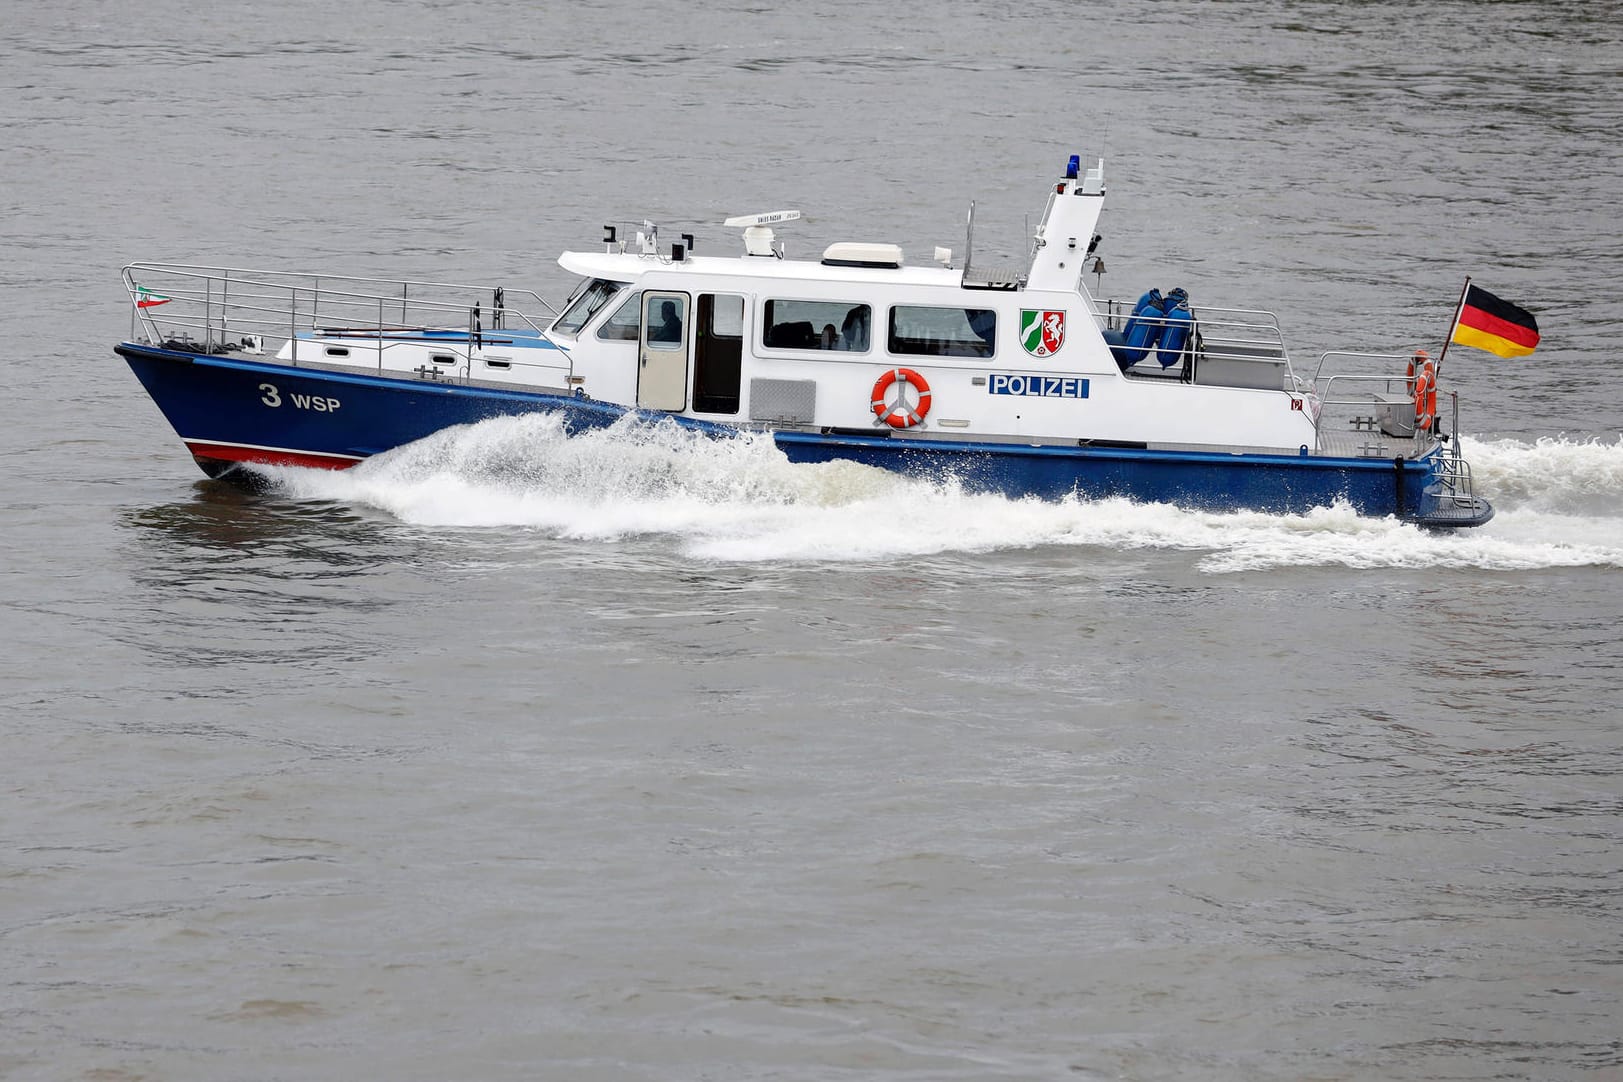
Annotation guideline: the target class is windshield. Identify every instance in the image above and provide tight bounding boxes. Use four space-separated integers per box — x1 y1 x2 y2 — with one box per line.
552 278 627 337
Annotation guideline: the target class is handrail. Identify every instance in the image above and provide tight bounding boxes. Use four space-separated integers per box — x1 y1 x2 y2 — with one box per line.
123 261 556 315
1311 349 1413 384
123 263 557 336
1313 373 1413 401
1090 298 1299 386
1091 297 1283 330
121 262 570 386
122 263 557 344
1430 443 1481 510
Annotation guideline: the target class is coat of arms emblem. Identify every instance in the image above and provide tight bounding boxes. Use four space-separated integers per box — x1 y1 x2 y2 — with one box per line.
1020 309 1065 357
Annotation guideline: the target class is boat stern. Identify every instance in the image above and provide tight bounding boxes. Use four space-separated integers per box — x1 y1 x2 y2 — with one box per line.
1409 442 1494 529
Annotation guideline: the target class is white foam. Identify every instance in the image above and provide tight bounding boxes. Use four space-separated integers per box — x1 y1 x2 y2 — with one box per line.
1463 433 1623 516
260 420 1623 572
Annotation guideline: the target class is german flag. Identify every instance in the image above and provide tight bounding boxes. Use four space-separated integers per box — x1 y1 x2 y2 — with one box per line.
1451 284 1540 358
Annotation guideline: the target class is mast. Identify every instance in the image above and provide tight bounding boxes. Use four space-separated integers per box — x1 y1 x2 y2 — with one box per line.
1434 276 1471 382
1025 156 1106 292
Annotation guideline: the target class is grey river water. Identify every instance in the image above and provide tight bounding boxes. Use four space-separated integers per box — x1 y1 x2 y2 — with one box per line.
3 1 1621 1079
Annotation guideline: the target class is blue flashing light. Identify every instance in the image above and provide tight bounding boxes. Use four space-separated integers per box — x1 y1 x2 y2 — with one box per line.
1065 154 1080 179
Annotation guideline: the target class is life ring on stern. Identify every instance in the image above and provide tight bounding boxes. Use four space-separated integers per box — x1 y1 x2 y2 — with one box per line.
1413 354 1437 433
871 367 932 428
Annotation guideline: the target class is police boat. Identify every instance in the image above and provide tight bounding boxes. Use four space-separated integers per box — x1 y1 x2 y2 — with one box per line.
115 154 1494 528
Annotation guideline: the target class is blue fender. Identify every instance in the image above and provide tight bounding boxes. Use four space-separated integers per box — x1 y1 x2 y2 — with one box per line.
1113 289 1165 366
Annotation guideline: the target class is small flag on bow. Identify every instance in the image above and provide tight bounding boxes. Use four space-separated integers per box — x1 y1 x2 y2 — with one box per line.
135 285 171 309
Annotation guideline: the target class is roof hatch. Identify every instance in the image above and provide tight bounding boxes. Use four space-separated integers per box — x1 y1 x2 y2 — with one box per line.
821 242 903 269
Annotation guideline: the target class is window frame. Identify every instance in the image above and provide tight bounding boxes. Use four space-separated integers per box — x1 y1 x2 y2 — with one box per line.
552 278 627 338
760 298 872 354
887 304 998 358
595 290 643 341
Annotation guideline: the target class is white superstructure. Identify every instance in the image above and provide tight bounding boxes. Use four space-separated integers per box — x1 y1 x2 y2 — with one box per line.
533 154 1320 453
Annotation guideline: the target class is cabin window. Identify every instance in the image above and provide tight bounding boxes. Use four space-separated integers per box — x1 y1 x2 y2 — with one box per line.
553 278 626 337
644 293 687 351
596 291 642 340
430 352 456 365
324 346 350 357
888 305 996 357
762 299 870 352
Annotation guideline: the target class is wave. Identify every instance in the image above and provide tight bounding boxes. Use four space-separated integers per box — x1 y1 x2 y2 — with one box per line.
1463 434 1623 516
261 417 1623 572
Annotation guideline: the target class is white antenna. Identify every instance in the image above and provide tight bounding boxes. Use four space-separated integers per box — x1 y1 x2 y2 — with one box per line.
723 210 802 228
724 209 801 257
635 219 658 255
1081 158 1105 194
964 200 976 273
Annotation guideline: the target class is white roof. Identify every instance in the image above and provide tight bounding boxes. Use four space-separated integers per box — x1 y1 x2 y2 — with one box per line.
558 250 958 288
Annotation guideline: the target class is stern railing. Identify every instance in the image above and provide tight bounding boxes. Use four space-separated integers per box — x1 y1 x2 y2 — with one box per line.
1429 391 1485 512
1311 352 1436 455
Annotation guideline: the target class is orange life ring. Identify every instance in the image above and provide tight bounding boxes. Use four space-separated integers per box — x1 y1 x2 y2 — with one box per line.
871 367 932 428
1425 364 1438 431
1407 348 1428 399
1413 358 1436 433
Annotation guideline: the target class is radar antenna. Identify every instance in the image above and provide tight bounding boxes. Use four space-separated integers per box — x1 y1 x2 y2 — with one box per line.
723 209 802 257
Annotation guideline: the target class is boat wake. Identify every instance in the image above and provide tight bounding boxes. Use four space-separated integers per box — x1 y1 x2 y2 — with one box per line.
261 416 1623 572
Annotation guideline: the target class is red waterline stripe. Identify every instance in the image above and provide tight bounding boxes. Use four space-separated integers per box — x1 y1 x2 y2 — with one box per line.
184 440 365 471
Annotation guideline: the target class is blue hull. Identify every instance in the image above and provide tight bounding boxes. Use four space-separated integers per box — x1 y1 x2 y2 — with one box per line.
117 343 643 471
117 342 1488 526
778 433 1433 519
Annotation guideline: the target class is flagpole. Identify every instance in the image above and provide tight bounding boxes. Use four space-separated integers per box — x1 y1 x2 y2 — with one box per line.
1434 275 1471 383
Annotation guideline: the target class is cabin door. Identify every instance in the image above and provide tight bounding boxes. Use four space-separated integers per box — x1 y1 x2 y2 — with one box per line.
692 293 744 415
639 291 690 411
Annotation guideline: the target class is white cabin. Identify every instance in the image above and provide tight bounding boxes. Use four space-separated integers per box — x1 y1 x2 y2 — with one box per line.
537 155 1319 453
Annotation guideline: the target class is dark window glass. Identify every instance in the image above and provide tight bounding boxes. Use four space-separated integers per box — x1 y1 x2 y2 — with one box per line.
693 294 744 415
645 294 686 350
553 278 625 337
762 299 870 352
888 305 996 357
597 291 642 340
